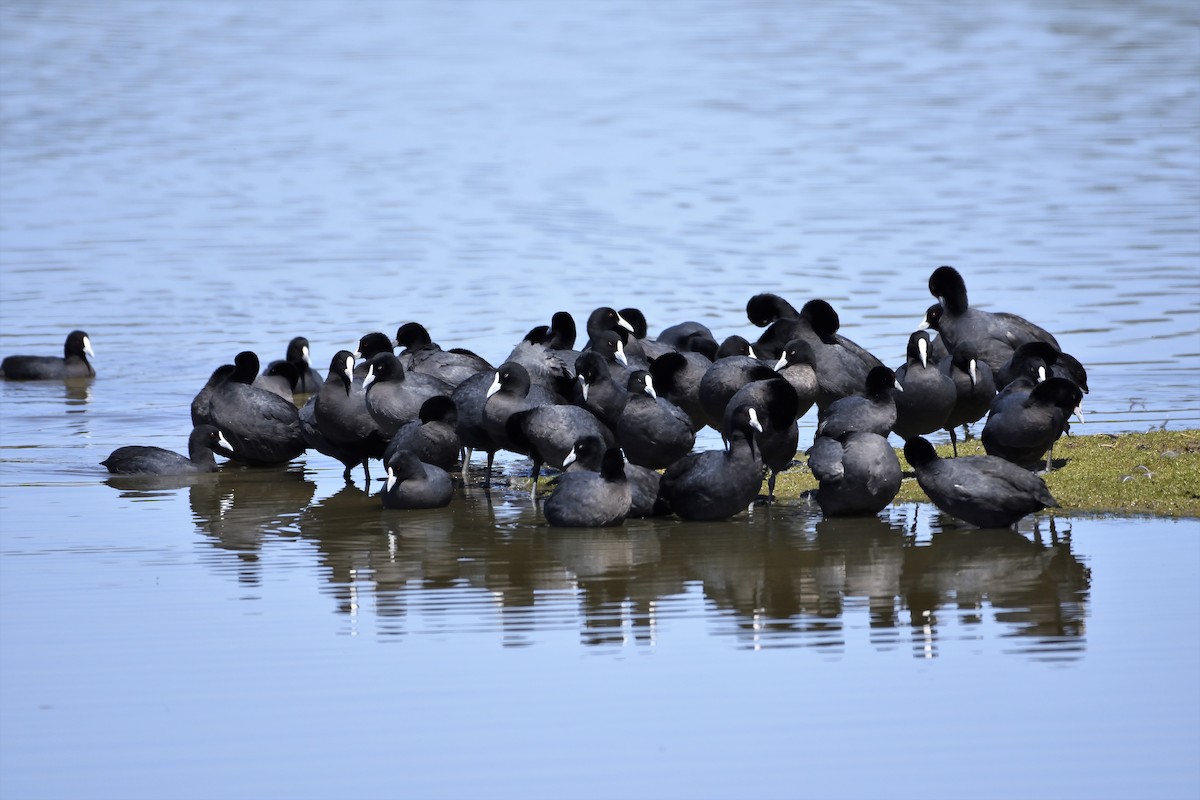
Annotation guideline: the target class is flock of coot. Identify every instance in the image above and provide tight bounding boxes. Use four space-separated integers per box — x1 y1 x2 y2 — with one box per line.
2 266 1087 529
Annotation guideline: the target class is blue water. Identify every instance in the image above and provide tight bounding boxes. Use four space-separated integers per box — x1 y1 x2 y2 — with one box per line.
1 2 1199 798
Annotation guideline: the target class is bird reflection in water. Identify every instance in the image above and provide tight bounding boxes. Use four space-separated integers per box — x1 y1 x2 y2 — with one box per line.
187 464 316 586
177 470 1090 658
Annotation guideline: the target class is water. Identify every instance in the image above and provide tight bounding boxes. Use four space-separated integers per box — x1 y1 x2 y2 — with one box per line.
1 2 1199 798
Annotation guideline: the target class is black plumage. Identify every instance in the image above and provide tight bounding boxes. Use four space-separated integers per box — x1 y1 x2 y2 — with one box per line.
905 436 1060 528
807 431 901 516
1 330 95 380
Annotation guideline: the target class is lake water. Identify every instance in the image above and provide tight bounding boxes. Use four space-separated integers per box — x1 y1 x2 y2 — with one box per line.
1 2 1198 798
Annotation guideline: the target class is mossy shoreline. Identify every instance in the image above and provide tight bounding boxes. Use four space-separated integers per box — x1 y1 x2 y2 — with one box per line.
770 428 1200 519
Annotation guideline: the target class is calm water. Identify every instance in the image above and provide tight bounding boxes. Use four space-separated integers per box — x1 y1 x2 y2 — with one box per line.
2 2 1199 798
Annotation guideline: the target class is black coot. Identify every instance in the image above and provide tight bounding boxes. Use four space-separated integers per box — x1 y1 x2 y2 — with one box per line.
815 366 901 440
1 330 95 380
892 331 957 441
981 376 1082 471
394 322 493 388
582 330 635 387
658 403 764 521
905 436 1059 528
102 425 232 475
926 266 1061 371
451 370 501 484
265 336 322 394
362 353 454 436
302 350 389 482
352 332 396 379
192 363 235 427
563 435 666 518
543 446 631 528
207 351 306 466
647 346 713 432
616 371 696 470
384 395 461 471
503 326 576 399
807 431 901 516
995 341 1090 396
770 339 819 422
253 361 299 403
380 449 454 509
723 376 800 500
939 341 998 456
697 335 774 432
505 403 614 497
574 349 630 428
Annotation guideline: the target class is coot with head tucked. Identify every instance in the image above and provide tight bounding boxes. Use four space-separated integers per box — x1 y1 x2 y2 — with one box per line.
807 431 901 516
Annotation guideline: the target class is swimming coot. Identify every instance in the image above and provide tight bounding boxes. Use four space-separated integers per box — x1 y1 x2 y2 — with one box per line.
563 435 666 518
380 449 454 509
102 425 232 475
1 330 95 380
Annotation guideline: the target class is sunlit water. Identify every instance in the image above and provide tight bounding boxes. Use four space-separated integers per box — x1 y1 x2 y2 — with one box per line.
1 2 1198 798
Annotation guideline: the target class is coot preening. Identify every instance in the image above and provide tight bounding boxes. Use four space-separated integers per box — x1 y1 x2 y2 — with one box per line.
384 395 461 472
981 376 1083 471
807 431 901 516
207 351 306 466
394 322 493 388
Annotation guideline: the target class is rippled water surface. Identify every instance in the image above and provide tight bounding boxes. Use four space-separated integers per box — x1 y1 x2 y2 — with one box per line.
2 2 1199 798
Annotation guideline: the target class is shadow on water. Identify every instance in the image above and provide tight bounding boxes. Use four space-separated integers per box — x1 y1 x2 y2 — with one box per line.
179 471 1092 658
